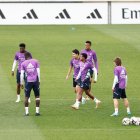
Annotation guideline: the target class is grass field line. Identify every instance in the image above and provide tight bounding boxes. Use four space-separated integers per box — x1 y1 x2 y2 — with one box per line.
11 98 140 101
0 128 139 132
41 98 139 100
51 98 139 100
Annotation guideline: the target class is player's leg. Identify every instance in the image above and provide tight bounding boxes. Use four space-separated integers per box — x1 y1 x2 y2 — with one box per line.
24 73 31 103
72 78 94 109
33 81 40 116
83 78 101 107
73 78 86 104
111 99 119 116
111 84 120 116
85 90 94 99
25 96 29 116
24 82 32 116
16 70 21 102
16 71 31 103
85 69 93 101
123 98 131 115
84 90 101 108
85 77 92 97
121 89 131 115
71 86 83 110
73 78 77 93
27 96 31 104
35 97 40 116
77 86 83 102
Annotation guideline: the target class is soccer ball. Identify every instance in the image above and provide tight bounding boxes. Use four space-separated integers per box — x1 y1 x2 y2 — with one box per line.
136 118 140 126
130 117 140 126
135 121 140 126
122 118 130 126
130 117 136 125
130 117 139 125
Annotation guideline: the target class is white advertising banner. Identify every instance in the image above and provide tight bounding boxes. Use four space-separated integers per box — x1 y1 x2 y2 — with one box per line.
0 0 99 1
1 0 140 1
0 0 98 1
112 2 140 24
0 3 108 24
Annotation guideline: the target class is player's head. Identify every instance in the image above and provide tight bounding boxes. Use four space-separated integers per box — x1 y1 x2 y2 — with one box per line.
24 52 31 60
72 49 79 59
19 43 26 53
85 41 92 50
80 53 87 61
114 57 122 66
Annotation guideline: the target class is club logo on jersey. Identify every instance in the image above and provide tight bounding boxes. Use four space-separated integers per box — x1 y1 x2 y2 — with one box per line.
120 69 126 79
74 64 80 68
27 63 35 72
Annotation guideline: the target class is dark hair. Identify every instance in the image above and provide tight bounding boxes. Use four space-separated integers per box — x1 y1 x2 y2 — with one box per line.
24 52 31 59
19 43 26 48
81 53 87 59
85 41 92 46
72 49 79 55
114 57 122 66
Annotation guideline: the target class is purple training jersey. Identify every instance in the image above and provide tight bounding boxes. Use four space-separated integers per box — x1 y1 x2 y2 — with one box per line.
77 61 93 81
114 66 127 89
70 58 80 78
21 59 39 82
81 49 98 72
14 51 32 72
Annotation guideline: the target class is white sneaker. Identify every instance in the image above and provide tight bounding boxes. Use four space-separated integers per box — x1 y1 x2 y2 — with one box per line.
71 104 79 110
95 100 101 108
110 112 119 116
15 99 21 103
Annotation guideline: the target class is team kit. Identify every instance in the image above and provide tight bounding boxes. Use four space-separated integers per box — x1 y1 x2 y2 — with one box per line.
11 41 131 117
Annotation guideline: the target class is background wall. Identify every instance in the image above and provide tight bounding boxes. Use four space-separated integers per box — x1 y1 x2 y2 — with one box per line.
0 0 140 24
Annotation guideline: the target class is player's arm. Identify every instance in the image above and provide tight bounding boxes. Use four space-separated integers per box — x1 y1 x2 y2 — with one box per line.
93 52 98 74
20 69 24 89
92 67 97 83
112 75 118 92
66 66 73 80
125 75 128 88
37 68 40 84
11 60 17 76
12 53 18 76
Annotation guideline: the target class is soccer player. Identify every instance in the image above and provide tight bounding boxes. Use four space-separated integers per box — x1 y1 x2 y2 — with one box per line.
81 41 98 75
111 57 131 116
66 49 86 104
20 52 40 116
81 41 98 100
71 53 101 110
12 43 32 102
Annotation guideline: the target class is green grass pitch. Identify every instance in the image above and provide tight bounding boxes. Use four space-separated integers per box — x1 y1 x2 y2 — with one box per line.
0 25 140 140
